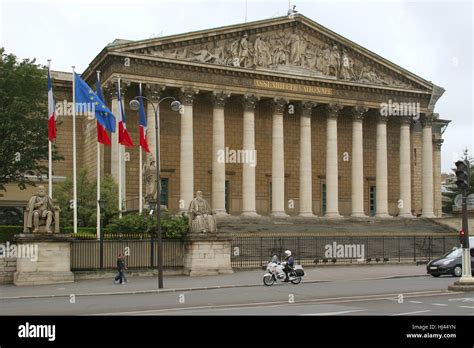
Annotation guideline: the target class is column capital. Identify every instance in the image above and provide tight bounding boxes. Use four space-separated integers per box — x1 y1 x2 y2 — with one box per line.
434 138 444 151
242 94 259 112
421 113 434 127
327 103 343 119
144 84 166 102
377 113 389 124
272 97 288 114
399 116 413 125
350 105 368 121
103 78 130 99
179 87 199 106
301 101 316 117
211 91 231 108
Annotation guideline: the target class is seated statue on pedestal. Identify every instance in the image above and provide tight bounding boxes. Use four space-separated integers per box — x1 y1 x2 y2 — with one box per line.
188 191 217 233
23 185 59 233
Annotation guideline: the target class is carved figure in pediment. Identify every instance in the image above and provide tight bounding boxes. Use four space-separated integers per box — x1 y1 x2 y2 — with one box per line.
328 45 341 77
272 46 287 65
287 30 302 65
358 67 385 84
254 34 272 68
238 34 251 67
340 49 353 80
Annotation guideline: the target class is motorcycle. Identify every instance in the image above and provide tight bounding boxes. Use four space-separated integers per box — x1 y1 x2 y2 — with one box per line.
263 260 304 286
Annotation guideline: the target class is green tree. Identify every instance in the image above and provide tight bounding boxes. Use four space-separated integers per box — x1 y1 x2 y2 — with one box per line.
0 48 62 191
442 148 474 213
55 167 118 227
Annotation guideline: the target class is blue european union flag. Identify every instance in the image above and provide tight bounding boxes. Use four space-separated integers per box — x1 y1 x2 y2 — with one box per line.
74 73 116 133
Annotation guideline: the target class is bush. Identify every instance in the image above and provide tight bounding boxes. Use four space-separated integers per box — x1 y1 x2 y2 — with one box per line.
106 212 188 239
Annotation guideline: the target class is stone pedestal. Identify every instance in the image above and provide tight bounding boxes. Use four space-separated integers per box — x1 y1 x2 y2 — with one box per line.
13 234 74 286
183 233 234 276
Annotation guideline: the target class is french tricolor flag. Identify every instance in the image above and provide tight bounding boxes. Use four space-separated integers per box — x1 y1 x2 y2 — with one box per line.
138 84 150 153
117 79 134 147
47 67 56 141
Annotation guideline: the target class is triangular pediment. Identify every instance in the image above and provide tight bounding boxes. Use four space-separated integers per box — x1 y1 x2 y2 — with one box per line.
109 14 434 92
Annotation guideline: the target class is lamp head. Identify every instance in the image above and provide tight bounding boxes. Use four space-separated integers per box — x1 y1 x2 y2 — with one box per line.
171 100 181 112
129 99 140 111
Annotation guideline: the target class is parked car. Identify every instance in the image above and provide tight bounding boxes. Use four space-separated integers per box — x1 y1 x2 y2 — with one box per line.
427 237 474 277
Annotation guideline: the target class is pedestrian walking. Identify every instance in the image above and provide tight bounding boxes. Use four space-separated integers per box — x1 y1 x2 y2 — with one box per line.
114 253 128 284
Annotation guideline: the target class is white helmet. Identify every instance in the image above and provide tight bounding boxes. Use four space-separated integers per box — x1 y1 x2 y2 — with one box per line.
284 250 291 256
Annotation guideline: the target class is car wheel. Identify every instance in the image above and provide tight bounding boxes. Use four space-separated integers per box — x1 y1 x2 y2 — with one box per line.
453 265 462 277
431 274 440 278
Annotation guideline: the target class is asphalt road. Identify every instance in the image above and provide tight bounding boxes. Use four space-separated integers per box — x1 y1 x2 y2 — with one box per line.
1 275 472 316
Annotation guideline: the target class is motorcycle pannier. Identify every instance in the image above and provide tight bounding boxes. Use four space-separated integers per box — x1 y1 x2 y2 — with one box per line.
294 268 304 276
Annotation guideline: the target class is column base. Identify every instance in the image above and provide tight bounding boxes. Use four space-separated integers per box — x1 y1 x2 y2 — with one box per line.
213 210 229 218
459 276 474 284
421 213 436 219
375 213 392 219
398 213 415 218
298 212 317 218
240 211 260 217
271 211 289 218
350 212 368 218
324 212 343 219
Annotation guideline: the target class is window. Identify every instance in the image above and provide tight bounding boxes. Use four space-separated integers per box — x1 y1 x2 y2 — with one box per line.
370 186 376 217
321 183 326 215
160 178 169 207
225 180 230 213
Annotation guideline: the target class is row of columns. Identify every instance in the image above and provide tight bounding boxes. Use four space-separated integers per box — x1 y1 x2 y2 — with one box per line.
139 87 436 218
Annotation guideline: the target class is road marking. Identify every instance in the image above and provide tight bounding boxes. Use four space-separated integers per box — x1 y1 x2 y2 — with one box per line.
392 310 431 316
409 301 423 304
431 303 447 306
458 306 474 309
302 309 368 316
93 290 450 316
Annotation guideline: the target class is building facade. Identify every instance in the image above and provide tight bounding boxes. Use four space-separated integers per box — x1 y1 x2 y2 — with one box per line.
1 14 450 221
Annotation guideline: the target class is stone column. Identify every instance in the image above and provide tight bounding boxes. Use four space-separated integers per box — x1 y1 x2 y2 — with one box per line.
179 88 198 212
211 91 230 216
299 101 316 217
375 114 391 218
433 138 444 217
399 117 414 218
271 97 288 217
325 104 342 218
241 94 259 216
350 106 368 218
421 114 435 218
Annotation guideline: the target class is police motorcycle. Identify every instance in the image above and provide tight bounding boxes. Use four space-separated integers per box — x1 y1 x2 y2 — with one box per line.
263 254 304 286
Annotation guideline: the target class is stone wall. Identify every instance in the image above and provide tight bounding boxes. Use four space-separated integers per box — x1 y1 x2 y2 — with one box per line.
0 257 16 284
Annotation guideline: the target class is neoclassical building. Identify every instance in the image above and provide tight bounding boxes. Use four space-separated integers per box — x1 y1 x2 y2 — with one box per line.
1 14 450 221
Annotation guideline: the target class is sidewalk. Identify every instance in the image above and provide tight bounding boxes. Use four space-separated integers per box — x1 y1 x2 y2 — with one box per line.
0 264 429 299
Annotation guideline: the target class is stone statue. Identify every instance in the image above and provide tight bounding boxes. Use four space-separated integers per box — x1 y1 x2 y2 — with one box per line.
340 49 353 80
287 30 302 65
328 45 341 77
188 191 217 233
238 34 251 67
253 34 271 67
143 154 158 206
24 185 58 233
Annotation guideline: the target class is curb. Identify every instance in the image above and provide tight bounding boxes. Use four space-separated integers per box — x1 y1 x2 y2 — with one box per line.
0 273 428 300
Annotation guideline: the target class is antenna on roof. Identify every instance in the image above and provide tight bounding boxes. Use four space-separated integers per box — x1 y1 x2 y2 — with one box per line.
245 0 247 23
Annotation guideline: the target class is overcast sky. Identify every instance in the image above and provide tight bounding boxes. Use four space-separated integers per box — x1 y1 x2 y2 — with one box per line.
1 0 472 172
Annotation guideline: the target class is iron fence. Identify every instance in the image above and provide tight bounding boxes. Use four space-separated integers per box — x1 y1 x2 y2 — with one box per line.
230 236 459 268
70 235 459 271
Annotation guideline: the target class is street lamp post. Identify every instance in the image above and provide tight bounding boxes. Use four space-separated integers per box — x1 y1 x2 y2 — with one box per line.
130 95 181 289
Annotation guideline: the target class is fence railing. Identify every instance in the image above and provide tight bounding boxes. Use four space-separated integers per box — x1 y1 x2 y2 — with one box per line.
70 236 459 271
71 239 184 271
230 236 459 269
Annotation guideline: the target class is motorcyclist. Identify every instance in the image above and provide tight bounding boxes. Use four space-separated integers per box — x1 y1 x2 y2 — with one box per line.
282 250 294 282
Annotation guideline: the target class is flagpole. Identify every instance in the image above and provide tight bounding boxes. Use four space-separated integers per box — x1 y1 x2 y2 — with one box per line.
96 71 102 240
48 60 53 198
118 78 122 218
139 83 143 214
72 66 78 234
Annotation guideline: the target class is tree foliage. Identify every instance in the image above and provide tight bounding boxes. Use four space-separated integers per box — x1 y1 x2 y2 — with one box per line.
442 148 474 213
0 48 62 191
54 167 119 227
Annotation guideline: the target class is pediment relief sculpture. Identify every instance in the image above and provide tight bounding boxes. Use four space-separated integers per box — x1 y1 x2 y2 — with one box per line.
140 28 413 89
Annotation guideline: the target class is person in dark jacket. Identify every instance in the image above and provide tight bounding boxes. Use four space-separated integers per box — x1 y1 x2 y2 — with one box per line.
114 253 127 284
283 250 294 282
